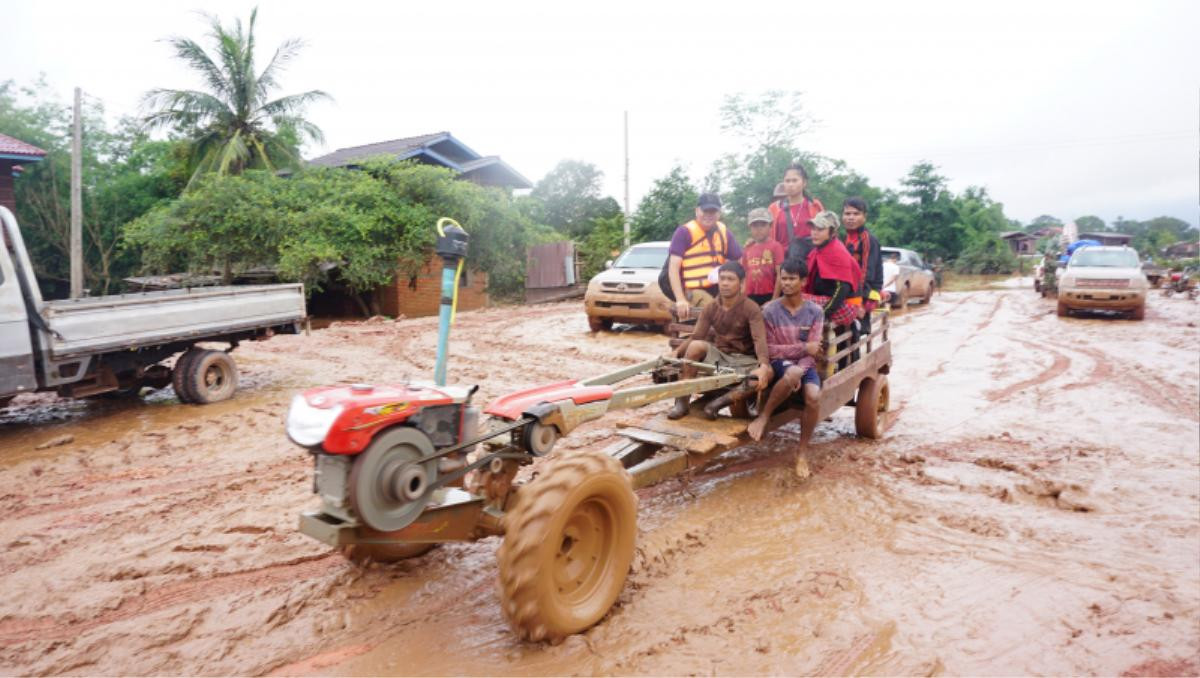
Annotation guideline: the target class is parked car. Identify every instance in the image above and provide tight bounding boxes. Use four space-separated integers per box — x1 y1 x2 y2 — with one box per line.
583 241 672 332
1057 246 1148 320
880 247 935 308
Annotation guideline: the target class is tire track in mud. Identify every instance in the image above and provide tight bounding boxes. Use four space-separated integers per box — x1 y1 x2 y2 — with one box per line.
984 339 1071 402
0 553 340 646
6 457 308 521
1041 340 1196 419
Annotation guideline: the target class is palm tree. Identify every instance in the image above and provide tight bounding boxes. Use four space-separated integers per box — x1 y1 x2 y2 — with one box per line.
142 8 330 187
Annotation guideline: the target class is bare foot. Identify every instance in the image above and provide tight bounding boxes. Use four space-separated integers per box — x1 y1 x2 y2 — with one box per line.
794 454 811 480
747 416 768 441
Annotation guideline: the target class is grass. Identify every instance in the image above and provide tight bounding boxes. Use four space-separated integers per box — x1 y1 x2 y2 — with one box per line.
939 272 1022 292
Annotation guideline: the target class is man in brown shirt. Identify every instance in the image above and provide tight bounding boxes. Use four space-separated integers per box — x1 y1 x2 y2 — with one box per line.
669 261 771 419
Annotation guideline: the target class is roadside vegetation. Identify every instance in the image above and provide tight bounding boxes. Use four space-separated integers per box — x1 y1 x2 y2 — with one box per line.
1 10 1195 307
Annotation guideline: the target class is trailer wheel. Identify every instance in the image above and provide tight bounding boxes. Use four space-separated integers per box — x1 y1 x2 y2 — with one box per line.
184 350 238 404
854 375 889 439
172 349 203 403
340 542 436 564
496 449 636 642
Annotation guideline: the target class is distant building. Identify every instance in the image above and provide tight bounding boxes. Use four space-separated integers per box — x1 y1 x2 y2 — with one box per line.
308 131 531 190
1001 231 1038 255
1079 232 1132 247
1030 225 1062 238
0 133 47 213
1163 240 1199 258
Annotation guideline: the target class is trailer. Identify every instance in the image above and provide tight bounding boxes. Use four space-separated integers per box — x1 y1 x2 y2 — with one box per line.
289 310 891 642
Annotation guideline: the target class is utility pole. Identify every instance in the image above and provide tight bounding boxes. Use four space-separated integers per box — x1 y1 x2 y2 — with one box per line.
70 87 83 299
623 110 630 248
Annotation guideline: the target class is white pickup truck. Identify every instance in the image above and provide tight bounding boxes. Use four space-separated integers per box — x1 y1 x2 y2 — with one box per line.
1 206 306 407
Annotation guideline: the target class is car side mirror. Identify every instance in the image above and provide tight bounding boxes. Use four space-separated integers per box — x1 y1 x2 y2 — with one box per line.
604 260 613 269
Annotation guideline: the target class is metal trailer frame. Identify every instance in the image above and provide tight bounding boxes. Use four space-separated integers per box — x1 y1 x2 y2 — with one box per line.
299 313 892 549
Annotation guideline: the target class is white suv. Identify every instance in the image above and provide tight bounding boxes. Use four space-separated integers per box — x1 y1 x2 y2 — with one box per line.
1057 246 1148 320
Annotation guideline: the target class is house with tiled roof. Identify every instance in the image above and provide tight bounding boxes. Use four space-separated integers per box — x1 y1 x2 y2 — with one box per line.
308 131 531 190
0 133 47 213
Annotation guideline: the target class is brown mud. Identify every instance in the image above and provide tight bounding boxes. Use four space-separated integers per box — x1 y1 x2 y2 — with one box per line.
0 289 1197 675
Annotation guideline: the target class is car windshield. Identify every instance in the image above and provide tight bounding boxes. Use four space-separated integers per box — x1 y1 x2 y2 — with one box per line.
614 245 668 269
1070 249 1139 268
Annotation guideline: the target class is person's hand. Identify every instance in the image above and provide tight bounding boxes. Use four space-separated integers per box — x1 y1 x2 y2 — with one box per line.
855 305 865 320
675 299 691 322
806 341 822 358
753 364 772 391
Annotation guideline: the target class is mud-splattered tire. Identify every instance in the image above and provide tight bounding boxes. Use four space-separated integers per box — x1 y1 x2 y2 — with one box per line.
1056 301 1069 317
1130 304 1145 320
854 375 888 439
340 542 436 564
587 316 613 332
171 349 203 403
921 284 934 304
184 350 238 404
496 449 637 642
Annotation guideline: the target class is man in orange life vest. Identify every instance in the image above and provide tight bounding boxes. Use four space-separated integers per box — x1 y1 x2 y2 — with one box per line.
662 193 743 321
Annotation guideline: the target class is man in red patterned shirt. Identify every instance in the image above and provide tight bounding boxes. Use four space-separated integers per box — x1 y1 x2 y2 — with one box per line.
740 207 785 305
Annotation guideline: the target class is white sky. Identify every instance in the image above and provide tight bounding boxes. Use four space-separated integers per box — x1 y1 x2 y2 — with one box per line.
3 0 1198 227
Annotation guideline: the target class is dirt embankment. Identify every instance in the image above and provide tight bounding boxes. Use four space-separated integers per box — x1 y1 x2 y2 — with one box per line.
0 289 1197 676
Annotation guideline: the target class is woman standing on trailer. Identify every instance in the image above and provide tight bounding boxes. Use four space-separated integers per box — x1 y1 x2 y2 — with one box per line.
770 161 825 260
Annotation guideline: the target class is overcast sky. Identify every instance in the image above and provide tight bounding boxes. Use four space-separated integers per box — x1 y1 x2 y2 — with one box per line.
4 0 1198 228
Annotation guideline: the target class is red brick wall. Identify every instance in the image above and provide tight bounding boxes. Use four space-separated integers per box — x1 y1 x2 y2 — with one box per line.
379 253 489 318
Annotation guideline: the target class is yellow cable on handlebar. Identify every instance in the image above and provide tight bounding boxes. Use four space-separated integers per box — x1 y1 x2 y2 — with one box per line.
436 218 467 324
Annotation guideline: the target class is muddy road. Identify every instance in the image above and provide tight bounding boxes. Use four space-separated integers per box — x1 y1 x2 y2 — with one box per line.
1 286 1197 676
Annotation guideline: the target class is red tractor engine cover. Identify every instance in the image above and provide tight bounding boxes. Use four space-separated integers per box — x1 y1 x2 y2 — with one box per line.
301 383 461 454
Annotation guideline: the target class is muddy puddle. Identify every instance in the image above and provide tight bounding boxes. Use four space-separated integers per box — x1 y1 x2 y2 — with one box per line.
0 292 1197 676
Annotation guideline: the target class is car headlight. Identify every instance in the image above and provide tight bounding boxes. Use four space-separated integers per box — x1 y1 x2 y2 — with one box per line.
286 394 343 447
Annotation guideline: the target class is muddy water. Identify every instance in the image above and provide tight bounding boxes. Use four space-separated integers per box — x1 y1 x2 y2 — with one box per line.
0 291 1197 676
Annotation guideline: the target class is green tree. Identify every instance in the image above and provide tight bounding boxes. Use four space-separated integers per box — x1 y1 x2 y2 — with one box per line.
529 159 621 239
125 159 554 311
719 90 815 148
142 8 330 186
630 165 697 242
1073 215 1105 233
1 79 187 295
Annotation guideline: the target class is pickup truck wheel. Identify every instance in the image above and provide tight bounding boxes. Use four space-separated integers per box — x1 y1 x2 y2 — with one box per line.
588 316 613 332
172 349 203 404
1130 304 1145 320
340 542 436 564
185 350 238 404
854 375 888 439
1056 301 1069 317
895 288 908 310
921 284 934 304
497 449 636 642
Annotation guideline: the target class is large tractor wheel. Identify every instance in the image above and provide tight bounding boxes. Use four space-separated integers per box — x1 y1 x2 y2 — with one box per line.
854 375 889 439
340 542 436 564
496 449 637 642
184 350 239 404
588 316 613 332
349 427 437 532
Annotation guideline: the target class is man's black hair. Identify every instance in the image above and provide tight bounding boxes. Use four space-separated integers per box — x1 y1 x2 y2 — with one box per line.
718 260 746 280
843 196 869 214
780 257 807 277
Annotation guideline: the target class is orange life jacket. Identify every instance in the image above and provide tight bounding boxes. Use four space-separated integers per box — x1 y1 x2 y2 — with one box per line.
679 220 730 289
